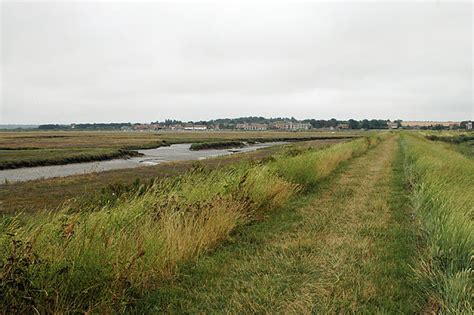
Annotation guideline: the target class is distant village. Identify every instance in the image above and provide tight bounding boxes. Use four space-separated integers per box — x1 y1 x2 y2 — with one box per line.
131 120 314 132
126 120 473 132
33 117 473 131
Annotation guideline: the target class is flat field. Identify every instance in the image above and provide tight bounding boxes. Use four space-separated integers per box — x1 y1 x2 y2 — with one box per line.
1 131 472 313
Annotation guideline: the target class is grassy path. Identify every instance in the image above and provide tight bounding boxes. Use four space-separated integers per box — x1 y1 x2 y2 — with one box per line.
137 136 422 313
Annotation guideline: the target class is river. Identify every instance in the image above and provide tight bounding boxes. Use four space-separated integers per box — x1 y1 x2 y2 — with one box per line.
0 142 286 183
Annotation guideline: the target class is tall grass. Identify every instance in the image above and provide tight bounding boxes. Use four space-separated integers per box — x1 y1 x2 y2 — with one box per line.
0 137 377 313
401 134 473 313
270 136 382 188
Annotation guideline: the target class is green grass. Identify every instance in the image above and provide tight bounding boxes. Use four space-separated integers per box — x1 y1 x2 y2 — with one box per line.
0 137 369 313
270 135 382 188
402 133 473 313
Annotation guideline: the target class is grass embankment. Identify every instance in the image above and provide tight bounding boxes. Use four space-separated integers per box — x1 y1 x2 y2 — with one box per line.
137 135 424 313
402 134 473 313
189 140 245 151
0 137 374 313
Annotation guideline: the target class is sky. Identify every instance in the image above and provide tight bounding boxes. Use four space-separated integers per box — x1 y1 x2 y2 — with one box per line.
1 1 472 124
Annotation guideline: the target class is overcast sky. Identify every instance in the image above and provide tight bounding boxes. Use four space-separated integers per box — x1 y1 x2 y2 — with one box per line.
1 1 472 124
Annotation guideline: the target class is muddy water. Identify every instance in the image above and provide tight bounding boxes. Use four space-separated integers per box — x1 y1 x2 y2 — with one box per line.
0 142 286 183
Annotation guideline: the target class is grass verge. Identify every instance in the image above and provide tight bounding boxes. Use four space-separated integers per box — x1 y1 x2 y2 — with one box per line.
402 134 473 313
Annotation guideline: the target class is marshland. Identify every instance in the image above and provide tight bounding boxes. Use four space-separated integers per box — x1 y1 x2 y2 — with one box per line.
1 1 472 313
0 130 472 313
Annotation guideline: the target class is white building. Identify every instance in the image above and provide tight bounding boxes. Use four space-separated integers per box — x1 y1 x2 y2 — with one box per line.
184 124 207 131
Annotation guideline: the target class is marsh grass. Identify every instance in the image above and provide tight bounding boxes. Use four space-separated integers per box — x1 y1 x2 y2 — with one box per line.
189 140 245 150
402 134 473 313
0 137 372 313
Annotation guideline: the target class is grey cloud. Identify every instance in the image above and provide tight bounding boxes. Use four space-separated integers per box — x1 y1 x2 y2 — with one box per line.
1 1 472 124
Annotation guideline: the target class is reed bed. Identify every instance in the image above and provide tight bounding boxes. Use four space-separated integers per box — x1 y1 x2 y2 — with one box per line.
0 137 376 313
401 134 473 313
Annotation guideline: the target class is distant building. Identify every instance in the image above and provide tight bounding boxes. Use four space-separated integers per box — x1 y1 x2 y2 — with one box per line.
272 121 311 131
170 124 184 130
235 123 268 131
388 122 399 129
337 123 350 130
184 124 207 131
133 123 162 131
467 122 473 130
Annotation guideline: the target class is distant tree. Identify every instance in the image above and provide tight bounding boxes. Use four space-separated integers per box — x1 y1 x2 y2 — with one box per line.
38 124 69 130
348 119 359 129
361 119 370 129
